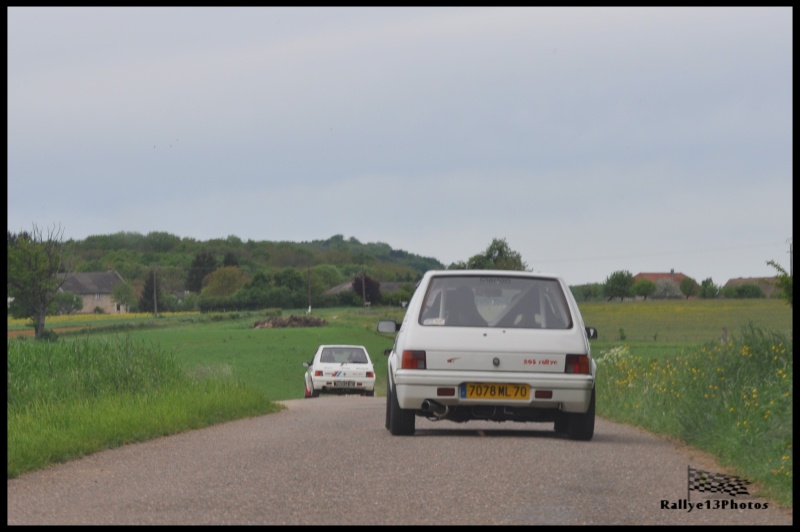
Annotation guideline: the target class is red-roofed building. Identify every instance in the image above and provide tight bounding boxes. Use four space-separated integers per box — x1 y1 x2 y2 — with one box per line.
633 270 690 286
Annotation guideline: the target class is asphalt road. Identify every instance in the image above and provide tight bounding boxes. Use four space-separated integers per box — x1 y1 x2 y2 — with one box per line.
7 396 793 525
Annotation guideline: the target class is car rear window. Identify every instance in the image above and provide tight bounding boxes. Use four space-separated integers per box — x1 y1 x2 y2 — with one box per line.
418 275 573 329
320 348 369 364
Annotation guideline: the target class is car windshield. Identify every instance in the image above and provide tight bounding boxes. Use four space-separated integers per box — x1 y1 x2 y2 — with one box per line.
320 348 369 364
418 275 573 329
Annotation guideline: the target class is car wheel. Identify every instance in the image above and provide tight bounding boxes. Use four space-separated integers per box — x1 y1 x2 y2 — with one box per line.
387 375 415 436
365 390 375 397
566 388 595 441
305 382 319 398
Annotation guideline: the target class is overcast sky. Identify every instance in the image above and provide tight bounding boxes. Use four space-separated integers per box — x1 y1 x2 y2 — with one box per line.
7 7 793 285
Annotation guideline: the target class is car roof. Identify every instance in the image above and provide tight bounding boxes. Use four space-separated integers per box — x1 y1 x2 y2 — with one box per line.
423 270 565 281
317 344 367 349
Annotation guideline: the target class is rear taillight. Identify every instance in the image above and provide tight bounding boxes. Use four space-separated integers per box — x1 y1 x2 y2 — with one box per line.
564 354 590 374
366 371 374 378
401 350 427 369
314 370 323 377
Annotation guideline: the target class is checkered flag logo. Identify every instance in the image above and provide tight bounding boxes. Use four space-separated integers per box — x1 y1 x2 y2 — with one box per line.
688 466 751 497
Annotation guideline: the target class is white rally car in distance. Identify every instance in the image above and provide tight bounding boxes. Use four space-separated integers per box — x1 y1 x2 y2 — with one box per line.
303 344 376 398
378 270 598 440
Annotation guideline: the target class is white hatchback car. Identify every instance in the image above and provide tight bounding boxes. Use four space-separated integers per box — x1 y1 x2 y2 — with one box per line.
377 270 598 440
303 344 376 398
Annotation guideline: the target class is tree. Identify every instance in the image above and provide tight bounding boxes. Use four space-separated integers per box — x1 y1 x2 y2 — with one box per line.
767 260 792 307
222 251 239 267
271 267 305 292
679 277 700 300
352 273 381 305
7 224 69 338
49 291 83 315
112 281 136 312
722 283 764 299
138 267 164 314
699 278 719 299
201 266 248 298
570 283 603 301
603 270 634 301
450 238 527 271
186 251 217 293
632 279 656 300
653 279 683 299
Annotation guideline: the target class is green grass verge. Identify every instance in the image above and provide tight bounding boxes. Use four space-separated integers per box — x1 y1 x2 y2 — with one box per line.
7 300 792 508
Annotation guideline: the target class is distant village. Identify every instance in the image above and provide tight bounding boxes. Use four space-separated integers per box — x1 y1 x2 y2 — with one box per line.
27 269 780 315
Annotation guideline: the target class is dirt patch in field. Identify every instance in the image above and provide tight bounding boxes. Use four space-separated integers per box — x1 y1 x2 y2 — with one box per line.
7 327 87 338
253 315 327 328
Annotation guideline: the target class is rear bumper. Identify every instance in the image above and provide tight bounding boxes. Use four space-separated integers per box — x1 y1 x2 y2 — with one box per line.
312 377 375 393
394 369 594 413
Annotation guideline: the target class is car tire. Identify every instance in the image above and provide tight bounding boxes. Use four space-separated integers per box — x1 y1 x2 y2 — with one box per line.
305 383 319 398
365 390 375 397
566 388 595 441
387 375 415 436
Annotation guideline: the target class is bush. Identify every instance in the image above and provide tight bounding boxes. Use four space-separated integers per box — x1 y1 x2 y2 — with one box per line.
699 278 719 299
652 279 683 299
722 283 765 299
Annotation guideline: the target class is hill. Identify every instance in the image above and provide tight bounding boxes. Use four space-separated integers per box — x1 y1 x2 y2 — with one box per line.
63 231 444 302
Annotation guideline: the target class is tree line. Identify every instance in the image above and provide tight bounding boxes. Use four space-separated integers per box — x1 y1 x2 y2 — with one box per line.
571 269 790 303
8 226 792 339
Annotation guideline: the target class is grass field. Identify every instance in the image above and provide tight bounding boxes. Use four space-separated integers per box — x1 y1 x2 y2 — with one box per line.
7 299 793 507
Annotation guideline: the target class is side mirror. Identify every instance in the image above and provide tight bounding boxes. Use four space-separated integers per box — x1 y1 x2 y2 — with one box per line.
303 361 311 368
377 320 400 333
585 327 598 340
384 348 392 357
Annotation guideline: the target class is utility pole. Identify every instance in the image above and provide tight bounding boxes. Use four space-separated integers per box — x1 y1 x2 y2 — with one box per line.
153 266 158 318
362 272 367 306
788 238 793 276
307 268 312 313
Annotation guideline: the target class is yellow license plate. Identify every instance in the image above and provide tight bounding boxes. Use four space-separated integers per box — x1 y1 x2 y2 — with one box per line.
463 383 529 400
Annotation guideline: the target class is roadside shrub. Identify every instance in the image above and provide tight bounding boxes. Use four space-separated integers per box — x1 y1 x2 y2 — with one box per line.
595 324 792 506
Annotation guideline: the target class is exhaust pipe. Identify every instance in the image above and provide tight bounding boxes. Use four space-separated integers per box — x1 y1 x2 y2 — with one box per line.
421 399 449 418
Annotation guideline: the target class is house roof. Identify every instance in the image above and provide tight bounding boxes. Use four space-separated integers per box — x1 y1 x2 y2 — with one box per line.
60 271 125 295
324 281 354 296
323 280 409 297
634 271 690 284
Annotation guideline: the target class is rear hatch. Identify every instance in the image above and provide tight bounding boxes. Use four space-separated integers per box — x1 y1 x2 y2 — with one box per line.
403 326 588 373
318 362 373 378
